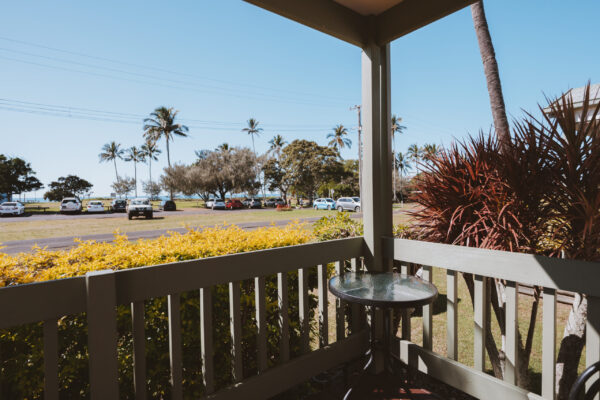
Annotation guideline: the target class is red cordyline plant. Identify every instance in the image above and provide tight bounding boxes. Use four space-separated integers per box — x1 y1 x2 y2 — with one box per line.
410 84 600 396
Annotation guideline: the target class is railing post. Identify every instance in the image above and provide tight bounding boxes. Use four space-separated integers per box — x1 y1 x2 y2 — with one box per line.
586 295 600 400
86 270 119 400
504 280 518 385
473 275 488 372
422 265 432 351
542 288 556 400
446 270 458 360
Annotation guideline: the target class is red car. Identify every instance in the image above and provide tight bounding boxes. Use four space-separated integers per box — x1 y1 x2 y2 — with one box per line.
225 199 244 210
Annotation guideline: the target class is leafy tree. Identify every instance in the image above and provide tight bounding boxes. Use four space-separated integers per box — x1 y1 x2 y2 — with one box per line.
327 124 351 153
44 175 93 201
407 143 423 173
143 181 162 200
391 115 406 201
262 158 293 202
280 140 343 204
99 141 124 181
141 139 161 184
422 143 441 163
319 159 359 198
268 135 286 159
194 149 211 161
394 152 411 203
111 177 136 199
216 143 230 151
0 155 43 200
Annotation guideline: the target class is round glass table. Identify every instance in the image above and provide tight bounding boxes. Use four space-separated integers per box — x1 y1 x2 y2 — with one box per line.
329 272 438 399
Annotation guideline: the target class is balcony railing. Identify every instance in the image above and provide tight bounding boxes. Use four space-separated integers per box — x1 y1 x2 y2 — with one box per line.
1 236 599 399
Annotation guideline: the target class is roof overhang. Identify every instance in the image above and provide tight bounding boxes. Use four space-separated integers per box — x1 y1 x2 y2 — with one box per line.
243 0 477 47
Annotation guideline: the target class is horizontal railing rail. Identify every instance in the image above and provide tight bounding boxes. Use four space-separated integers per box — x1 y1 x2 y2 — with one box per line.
384 236 600 400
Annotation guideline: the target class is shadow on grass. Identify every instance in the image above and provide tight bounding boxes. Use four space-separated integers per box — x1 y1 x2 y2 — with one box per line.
410 294 463 317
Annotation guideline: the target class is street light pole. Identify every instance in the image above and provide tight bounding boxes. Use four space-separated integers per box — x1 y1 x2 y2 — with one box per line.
350 105 362 200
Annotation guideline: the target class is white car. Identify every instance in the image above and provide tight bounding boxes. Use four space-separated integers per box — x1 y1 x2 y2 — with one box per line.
0 202 25 216
211 199 226 210
60 198 82 214
86 201 105 213
336 197 361 212
205 199 215 208
126 198 153 219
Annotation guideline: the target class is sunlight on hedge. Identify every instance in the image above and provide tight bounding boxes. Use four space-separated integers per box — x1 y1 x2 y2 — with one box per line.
0 222 313 286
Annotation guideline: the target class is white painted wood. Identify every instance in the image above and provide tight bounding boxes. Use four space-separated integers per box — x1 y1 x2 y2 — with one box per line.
205 330 369 400
200 288 215 394
298 268 310 354
317 264 329 347
586 295 600 400
396 339 544 400
131 301 146 400
385 238 600 296
350 258 361 334
505 281 518 385
43 318 58 400
542 288 556 400
422 265 432 350
473 275 487 372
446 269 458 360
255 276 268 373
229 281 243 382
85 270 119 400
168 294 183 400
335 260 346 341
114 238 364 305
277 273 290 363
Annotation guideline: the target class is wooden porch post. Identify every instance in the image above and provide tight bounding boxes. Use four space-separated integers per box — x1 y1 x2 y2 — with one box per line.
362 39 393 373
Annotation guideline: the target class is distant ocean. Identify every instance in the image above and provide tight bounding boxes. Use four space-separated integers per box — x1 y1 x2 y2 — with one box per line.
13 193 279 203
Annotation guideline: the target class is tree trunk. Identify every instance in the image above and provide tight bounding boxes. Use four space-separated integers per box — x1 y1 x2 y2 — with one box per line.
114 159 119 182
134 161 137 197
471 0 510 148
556 294 587 399
166 139 173 200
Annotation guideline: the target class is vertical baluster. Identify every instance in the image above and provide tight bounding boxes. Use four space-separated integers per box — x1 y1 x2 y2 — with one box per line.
229 281 243 382
473 275 488 371
318 264 329 347
542 287 556 400
131 301 146 400
422 265 432 350
168 294 182 400
200 288 214 394
298 268 310 353
335 261 346 341
586 295 600 400
350 258 362 333
43 318 59 400
400 263 411 341
446 270 458 361
255 276 268 373
504 281 518 385
277 272 290 363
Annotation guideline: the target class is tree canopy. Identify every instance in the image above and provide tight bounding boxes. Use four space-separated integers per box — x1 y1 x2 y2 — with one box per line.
44 175 93 201
0 155 43 200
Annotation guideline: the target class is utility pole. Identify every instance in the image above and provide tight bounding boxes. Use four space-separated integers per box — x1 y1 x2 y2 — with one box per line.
350 105 362 200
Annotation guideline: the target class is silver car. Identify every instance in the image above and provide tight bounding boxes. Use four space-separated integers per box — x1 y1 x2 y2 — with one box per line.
336 197 361 212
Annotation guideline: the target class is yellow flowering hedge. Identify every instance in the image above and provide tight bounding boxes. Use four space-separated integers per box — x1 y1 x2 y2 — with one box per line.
0 223 317 399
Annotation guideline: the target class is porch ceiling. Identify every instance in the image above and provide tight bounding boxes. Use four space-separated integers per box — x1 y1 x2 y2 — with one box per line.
243 0 477 47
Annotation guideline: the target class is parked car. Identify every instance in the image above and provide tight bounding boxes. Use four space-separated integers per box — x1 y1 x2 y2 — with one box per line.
265 198 286 207
0 201 25 216
211 199 226 210
161 200 176 211
86 200 105 213
60 197 82 214
126 198 153 219
336 197 361 212
241 198 251 207
205 199 215 208
313 198 336 210
226 199 244 210
249 198 262 209
110 199 127 213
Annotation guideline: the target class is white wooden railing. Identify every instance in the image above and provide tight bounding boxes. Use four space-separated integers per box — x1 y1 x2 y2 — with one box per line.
0 237 369 399
384 237 600 400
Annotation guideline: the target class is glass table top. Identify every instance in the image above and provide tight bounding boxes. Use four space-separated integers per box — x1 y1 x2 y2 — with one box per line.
329 272 438 308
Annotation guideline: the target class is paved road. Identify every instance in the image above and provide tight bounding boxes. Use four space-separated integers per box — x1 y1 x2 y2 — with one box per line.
0 215 357 254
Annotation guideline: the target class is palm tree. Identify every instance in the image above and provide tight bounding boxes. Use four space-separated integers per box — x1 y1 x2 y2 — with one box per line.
216 143 230 151
395 152 411 205
471 1 509 147
327 124 352 153
422 143 440 163
124 146 146 197
391 115 406 201
242 118 262 156
268 135 286 159
407 144 422 174
99 141 124 181
140 139 161 184
143 106 189 169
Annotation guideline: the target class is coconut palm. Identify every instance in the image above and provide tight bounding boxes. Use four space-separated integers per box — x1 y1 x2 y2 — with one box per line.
140 139 161 184
422 143 440 163
391 115 406 201
395 152 411 205
124 146 146 197
268 135 287 159
407 144 423 174
99 141 124 181
242 118 262 156
327 124 352 153
143 107 189 169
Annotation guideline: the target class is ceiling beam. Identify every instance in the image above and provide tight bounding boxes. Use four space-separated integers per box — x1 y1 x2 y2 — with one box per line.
243 0 368 47
375 0 477 45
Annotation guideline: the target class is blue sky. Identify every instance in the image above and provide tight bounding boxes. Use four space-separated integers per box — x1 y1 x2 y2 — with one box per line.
1 1 598 197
